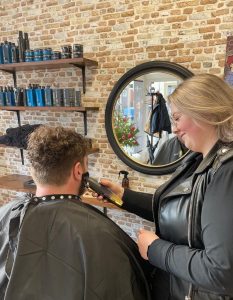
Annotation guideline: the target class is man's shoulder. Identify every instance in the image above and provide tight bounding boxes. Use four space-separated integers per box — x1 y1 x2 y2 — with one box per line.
28 198 110 228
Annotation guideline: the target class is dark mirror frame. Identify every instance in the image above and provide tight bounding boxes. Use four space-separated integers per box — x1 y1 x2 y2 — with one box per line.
105 61 194 175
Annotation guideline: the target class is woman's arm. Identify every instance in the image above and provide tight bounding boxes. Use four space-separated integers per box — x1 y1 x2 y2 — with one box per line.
147 162 233 295
99 179 154 222
122 189 154 222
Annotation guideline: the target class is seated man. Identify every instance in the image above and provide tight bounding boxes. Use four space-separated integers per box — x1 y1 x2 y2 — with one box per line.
152 135 188 165
0 126 151 300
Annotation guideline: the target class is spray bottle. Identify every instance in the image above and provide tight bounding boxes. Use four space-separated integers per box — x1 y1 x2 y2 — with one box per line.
119 170 129 188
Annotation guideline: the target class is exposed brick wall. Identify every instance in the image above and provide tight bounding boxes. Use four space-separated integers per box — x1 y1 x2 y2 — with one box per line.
0 0 232 237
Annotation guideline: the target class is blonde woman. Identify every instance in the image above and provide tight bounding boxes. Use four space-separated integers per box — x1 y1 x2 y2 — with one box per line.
99 74 233 300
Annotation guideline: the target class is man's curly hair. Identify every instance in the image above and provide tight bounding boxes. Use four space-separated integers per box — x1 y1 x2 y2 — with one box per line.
27 126 87 185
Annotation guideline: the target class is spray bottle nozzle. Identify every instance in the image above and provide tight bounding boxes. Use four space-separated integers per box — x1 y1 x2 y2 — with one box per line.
118 170 129 178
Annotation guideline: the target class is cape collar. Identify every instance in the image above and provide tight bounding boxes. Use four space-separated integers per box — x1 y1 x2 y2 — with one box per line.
31 194 80 204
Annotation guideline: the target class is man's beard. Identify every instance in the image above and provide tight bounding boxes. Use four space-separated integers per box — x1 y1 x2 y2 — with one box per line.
78 172 89 196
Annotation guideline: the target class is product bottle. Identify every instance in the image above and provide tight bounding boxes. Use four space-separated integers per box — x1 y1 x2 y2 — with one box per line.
0 87 6 106
3 87 8 105
22 88 27 106
118 170 129 188
5 87 10 105
11 43 17 63
35 85 45 106
26 84 36 106
5 86 15 106
18 31 25 62
15 87 24 106
24 32 30 50
2 41 10 64
10 86 15 105
44 86 53 106
0 43 4 64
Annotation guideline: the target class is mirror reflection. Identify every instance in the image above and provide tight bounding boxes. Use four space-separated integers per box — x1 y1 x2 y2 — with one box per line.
113 71 189 166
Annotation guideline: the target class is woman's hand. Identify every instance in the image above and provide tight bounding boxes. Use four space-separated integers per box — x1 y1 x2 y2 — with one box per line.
137 228 159 260
93 179 124 200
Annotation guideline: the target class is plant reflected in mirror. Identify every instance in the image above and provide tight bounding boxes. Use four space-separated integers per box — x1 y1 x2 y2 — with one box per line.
113 112 139 147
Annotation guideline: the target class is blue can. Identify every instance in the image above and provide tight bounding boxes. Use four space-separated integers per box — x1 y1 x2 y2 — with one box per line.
51 51 61 60
43 55 51 61
34 49 43 56
25 50 34 62
34 49 43 61
43 48 52 60
43 48 52 55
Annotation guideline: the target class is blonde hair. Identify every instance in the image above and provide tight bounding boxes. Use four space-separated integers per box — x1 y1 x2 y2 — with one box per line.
168 73 233 143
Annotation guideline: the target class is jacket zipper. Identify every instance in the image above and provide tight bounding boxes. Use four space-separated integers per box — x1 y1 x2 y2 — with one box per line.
186 175 202 300
152 190 157 231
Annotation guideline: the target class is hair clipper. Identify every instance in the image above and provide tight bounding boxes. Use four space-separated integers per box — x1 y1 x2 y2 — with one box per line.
87 177 123 207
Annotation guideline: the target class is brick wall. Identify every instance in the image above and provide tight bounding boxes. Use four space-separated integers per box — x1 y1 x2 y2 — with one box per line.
0 0 232 237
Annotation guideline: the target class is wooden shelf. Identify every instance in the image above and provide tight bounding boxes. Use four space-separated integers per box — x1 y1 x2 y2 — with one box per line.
0 174 35 193
0 106 99 112
0 144 8 148
0 145 99 154
0 58 98 72
0 174 119 209
88 148 99 154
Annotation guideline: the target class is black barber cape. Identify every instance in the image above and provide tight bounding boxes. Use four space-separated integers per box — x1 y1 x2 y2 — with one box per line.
0 197 151 300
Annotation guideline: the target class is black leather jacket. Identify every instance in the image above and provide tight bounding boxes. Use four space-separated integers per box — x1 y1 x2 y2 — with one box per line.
123 142 233 300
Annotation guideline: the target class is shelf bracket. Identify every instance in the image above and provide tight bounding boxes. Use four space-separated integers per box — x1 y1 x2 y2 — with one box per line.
81 66 86 94
71 64 86 94
13 110 21 127
12 71 17 88
20 149 25 165
83 111 87 135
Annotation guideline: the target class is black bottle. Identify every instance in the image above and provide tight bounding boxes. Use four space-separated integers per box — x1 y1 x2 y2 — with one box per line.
18 31 24 62
24 32 30 50
22 88 27 106
15 87 24 106
118 170 129 188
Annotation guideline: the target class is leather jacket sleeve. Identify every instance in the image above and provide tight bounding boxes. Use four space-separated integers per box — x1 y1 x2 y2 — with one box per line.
148 162 233 295
122 189 154 222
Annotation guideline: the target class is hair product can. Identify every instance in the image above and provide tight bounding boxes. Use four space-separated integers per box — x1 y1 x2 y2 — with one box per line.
72 44 83 58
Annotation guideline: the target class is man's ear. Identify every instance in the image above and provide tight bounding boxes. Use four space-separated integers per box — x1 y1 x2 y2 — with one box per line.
73 161 82 182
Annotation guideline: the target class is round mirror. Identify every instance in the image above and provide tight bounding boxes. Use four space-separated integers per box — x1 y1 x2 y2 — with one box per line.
105 61 194 175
